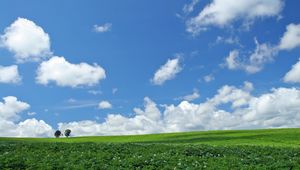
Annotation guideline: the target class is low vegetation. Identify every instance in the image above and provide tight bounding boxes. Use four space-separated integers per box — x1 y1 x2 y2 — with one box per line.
0 128 300 169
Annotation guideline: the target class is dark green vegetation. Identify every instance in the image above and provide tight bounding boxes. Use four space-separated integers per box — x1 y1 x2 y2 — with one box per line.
1 142 300 169
1 128 300 169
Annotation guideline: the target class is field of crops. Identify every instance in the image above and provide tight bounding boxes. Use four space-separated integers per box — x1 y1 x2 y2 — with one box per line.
1 128 300 169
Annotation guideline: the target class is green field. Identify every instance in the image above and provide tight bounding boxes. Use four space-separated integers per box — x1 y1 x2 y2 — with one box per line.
1 128 300 169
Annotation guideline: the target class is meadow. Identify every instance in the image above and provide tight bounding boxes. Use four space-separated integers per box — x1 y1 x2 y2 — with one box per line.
1 128 300 169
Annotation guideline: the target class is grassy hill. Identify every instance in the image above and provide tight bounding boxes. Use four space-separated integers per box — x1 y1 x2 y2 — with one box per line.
1 128 300 147
1 128 300 169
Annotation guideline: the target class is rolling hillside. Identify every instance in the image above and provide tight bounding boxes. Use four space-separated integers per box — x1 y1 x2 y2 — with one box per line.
1 128 300 147
1 128 300 169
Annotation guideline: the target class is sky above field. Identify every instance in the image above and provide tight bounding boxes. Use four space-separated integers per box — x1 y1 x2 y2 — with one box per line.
0 0 300 137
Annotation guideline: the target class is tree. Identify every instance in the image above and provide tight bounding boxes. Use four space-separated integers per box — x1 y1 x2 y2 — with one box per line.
54 130 62 138
64 129 71 138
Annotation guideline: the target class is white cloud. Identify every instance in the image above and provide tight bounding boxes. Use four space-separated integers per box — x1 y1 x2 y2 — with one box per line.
98 101 112 109
183 90 200 101
279 23 300 50
246 39 278 73
0 96 30 121
27 112 36 116
243 81 254 92
36 56 106 88
0 96 53 137
224 39 278 73
186 0 284 35
151 57 182 85
0 17 51 62
88 90 102 95
213 82 254 109
223 23 300 74
242 88 300 127
284 59 300 83
58 81 300 136
93 23 112 33
203 74 215 82
215 36 240 46
183 0 200 15
67 98 77 103
2 82 299 137
0 65 21 84
60 99 98 110
224 50 240 70
164 86 300 131
16 119 53 137
176 89 200 102
59 97 163 136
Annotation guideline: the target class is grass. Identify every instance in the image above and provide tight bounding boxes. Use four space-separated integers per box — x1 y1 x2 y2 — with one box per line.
1 128 300 169
1 128 300 147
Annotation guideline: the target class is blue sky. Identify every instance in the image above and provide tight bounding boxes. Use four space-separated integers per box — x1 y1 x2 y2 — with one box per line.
0 0 300 137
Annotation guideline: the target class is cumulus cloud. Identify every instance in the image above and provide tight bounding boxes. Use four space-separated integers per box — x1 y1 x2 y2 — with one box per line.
0 96 30 121
224 39 278 73
59 97 163 136
279 23 300 50
0 65 21 84
0 96 53 137
93 23 112 33
0 17 51 62
98 101 112 109
242 87 300 127
164 85 300 131
58 81 300 136
284 58 300 83
151 57 182 85
36 56 106 88
3 82 300 137
186 0 284 35
15 119 53 137
176 89 200 102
